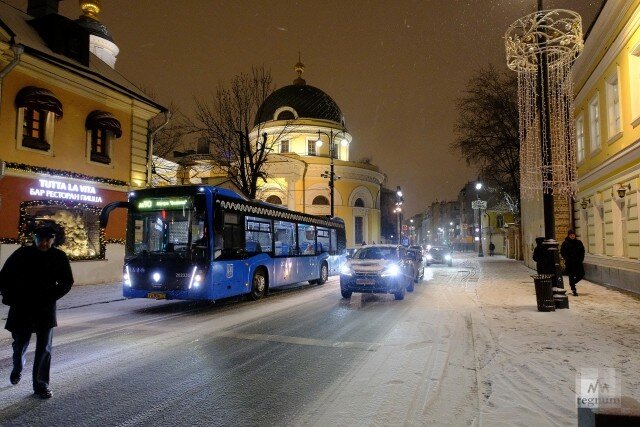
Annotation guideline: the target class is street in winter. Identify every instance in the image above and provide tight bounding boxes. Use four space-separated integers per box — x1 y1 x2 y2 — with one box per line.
1 253 638 426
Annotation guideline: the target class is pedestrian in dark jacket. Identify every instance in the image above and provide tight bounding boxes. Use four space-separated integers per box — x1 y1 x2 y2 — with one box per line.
0 225 74 398
560 229 585 296
532 237 546 274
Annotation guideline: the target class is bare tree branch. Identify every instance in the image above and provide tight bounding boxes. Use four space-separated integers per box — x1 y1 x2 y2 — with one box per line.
451 65 520 216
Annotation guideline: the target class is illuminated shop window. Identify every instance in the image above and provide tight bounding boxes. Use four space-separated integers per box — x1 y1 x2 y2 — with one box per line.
20 201 103 260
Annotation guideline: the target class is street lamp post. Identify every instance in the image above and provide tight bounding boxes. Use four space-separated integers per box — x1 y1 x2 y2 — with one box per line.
316 129 347 217
475 181 484 257
395 186 403 245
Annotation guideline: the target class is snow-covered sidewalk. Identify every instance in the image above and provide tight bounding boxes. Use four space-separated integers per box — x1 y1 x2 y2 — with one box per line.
469 255 640 425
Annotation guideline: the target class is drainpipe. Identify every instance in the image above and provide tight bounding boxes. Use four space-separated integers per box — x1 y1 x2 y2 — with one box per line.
301 159 308 213
0 45 24 113
0 45 23 79
146 111 171 187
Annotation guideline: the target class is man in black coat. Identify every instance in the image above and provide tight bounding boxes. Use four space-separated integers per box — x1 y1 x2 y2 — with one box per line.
0 225 74 398
560 229 585 296
532 237 546 274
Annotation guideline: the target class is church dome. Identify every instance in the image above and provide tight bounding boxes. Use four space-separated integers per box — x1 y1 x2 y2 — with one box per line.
254 61 345 127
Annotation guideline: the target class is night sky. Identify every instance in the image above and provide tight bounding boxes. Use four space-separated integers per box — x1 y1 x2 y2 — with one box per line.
5 0 603 215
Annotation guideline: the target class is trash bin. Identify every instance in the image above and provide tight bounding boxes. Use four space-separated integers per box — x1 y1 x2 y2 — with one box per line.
532 274 555 312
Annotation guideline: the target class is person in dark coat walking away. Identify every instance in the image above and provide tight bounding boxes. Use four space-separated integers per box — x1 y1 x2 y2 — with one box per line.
560 230 585 296
489 242 495 256
0 225 74 398
532 237 546 274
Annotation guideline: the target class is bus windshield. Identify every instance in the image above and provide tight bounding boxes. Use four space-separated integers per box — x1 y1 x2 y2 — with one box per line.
127 196 207 258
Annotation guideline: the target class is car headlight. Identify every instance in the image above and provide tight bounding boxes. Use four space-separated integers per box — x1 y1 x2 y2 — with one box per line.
444 254 452 261
340 264 354 276
426 254 433 260
382 264 400 277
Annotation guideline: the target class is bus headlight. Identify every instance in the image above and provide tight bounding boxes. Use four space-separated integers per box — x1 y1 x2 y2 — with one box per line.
382 264 400 277
188 266 201 289
124 266 132 287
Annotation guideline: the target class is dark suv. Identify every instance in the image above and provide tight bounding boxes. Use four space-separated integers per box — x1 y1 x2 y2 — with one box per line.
340 244 415 300
425 245 453 267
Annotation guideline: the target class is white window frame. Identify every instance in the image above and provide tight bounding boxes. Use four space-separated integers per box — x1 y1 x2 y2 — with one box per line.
16 107 55 156
605 68 622 141
589 94 601 154
630 40 640 126
576 114 585 164
307 138 317 156
280 139 289 153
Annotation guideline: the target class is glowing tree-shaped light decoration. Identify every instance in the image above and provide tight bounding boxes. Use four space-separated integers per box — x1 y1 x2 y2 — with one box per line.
505 8 583 200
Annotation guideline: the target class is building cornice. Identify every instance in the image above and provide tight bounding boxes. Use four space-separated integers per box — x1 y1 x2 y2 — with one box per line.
577 136 640 192
574 0 639 105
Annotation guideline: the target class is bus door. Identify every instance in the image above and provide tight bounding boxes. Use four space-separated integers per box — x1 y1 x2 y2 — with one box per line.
211 210 246 298
297 223 318 281
273 220 299 285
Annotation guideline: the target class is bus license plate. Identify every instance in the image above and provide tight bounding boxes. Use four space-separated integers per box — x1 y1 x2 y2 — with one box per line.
147 292 166 300
356 279 374 285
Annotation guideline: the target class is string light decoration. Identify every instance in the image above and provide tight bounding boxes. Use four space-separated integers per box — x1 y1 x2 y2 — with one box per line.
18 200 105 260
505 9 583 199
5 162 129 187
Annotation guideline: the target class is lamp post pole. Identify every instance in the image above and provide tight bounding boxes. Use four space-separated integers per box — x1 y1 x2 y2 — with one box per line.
317 129 347 218
395 186 403 245
475 181 484 257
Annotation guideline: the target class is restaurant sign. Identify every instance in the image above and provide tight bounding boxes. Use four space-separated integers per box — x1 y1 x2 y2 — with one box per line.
28 179 103 204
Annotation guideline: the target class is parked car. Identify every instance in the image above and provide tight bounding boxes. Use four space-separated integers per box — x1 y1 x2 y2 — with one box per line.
425 245 453 267
340 244 415 300
406 247 425 282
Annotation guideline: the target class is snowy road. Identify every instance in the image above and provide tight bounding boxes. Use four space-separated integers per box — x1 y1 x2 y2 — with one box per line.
1 254 639 426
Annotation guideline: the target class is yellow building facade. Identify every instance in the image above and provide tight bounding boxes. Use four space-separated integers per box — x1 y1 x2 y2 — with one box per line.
572 0 640 293
0 1 165 283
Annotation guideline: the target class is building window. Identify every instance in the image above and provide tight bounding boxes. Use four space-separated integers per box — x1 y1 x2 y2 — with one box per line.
576 115 585 163
606 70 622 138
331 142 339 160
355 217 364 245
312 195 329 205
496 215 504 228
85 111 122 165
307 139 317 156
280 140 289 153
276 110 295 121
22 108 50 151
589 94 601 152
265 195 282 205
630 42 640 124
354 198 365 207
15 86 63 152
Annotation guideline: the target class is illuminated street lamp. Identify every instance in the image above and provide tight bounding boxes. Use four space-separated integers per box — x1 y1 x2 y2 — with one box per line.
475 181 484 257
394 186 404 244
316 129 348 217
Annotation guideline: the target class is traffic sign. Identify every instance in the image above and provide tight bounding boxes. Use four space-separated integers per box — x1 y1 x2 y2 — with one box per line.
402 224 408 231
472 200 487 210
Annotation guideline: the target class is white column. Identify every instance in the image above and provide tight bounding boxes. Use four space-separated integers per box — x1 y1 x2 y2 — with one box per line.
612 197 624 257
593 203 604 255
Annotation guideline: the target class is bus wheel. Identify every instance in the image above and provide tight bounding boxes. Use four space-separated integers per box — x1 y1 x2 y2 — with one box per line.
317 262 329 285
249 269 267 300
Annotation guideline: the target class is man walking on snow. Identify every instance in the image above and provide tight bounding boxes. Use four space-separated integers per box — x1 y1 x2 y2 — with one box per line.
560 229 585 297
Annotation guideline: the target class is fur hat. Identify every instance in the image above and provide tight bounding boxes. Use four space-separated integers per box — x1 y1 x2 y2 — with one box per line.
567 229 576 236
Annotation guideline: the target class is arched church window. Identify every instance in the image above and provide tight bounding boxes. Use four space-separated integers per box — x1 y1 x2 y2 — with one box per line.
277 110 295 121
354 198 365 207
312 196 329 205
266 195 283 205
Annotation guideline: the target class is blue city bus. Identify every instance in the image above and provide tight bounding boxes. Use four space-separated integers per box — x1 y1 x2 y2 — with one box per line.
100 185 346 301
